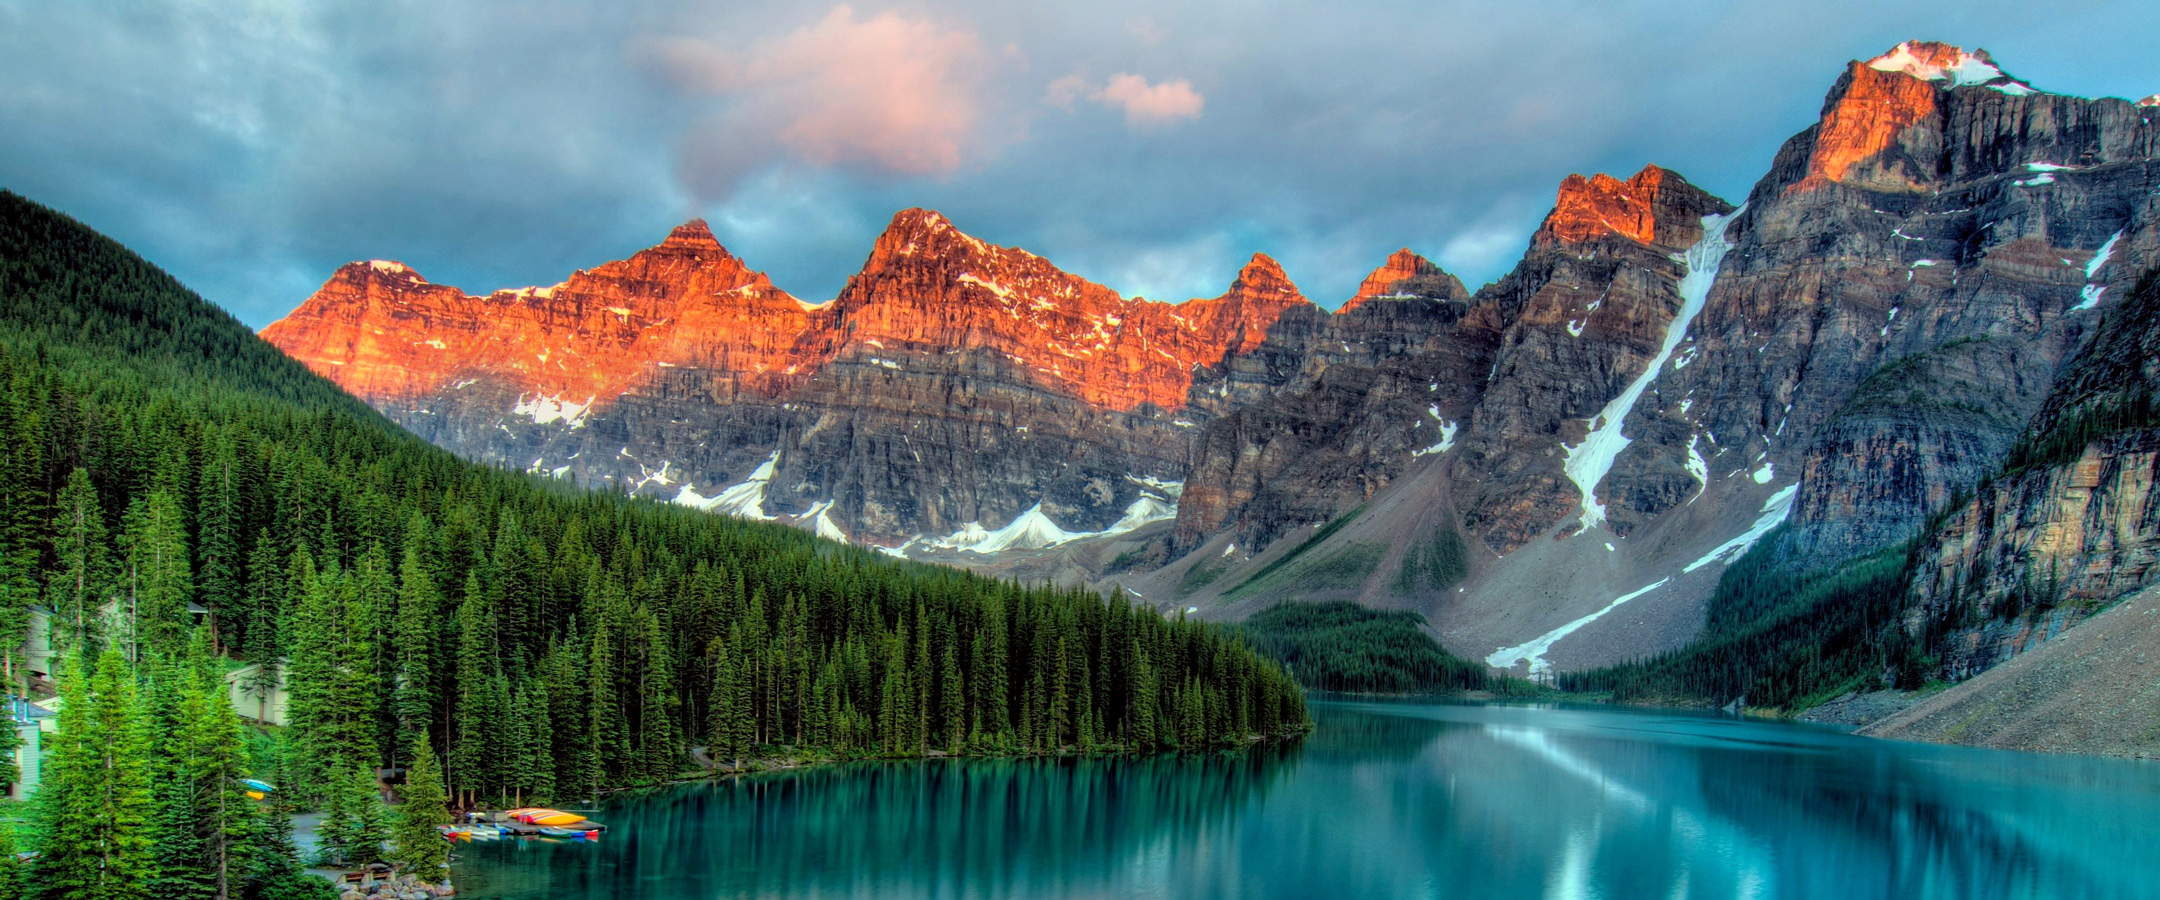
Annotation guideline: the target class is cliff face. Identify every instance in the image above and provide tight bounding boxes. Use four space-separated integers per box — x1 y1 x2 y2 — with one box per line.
1172 166 1735 556
1671 41 2160 568
264 209 1310 546
1130 42 2160 685
265 41 2160 692
1906 272 2160 676
1449 165 1735 550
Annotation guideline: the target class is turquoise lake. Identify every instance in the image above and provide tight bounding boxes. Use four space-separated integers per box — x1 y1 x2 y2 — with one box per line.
453 699 2160 899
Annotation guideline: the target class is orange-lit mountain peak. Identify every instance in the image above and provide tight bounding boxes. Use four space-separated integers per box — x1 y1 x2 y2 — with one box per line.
263 220 815 407
1863 42 2015 88
1341 248 1466 311
1224 253 1304 304
1538 166 1671 245
1790 42 2039 194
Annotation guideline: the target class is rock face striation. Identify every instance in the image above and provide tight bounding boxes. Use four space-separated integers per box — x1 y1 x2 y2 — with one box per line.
266 42 2160 697
266 209 1309 547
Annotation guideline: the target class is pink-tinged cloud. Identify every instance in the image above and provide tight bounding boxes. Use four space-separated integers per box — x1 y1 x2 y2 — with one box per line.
1096 74 1204 126
642 5 987 190
1046 72 1204 128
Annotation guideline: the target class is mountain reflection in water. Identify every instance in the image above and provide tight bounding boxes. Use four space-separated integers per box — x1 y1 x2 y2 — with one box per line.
457 700 2160 899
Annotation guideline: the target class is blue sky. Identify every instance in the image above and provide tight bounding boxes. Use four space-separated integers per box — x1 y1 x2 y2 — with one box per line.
2 0 2155 326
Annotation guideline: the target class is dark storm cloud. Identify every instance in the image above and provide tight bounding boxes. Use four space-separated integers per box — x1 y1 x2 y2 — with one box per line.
1 0 2155 325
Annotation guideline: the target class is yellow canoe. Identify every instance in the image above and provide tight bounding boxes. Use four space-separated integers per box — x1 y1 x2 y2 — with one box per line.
528 811 588 827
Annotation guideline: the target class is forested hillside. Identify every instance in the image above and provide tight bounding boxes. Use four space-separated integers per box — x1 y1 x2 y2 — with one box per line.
1240 602 1520 695
0 187 1307 830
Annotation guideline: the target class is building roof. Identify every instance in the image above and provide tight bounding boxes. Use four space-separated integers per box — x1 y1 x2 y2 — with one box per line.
8 696 54 725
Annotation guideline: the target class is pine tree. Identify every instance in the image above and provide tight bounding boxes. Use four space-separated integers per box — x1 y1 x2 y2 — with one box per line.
183 643 261 900
939 638 964 753
0 826 25 900
120 490 193 662
31 650 154 900
196 439 244 653
389 731 451 882
316 763 387 868
245 799 331 900
278 552 333 800
392 543 440 754
587 614 625 790
636 609 680 780
506 681 554 804
447 573 494 805
709 631 747 769
0 392 45 695
47 467 111 658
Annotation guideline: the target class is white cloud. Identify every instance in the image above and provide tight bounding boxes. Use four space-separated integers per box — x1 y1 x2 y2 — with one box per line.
1097 74 1205 126
1044 71 1205 129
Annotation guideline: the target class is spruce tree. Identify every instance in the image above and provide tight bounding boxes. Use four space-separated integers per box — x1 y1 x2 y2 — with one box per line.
245 799 331 900
317 763 388 868
47 467 112 658
120 490 193 662
0 826 24 900
196 440 244 653
389 731 451 882
31 650 154 900
637 609 680 780
392 543 439 754
709 635 746 769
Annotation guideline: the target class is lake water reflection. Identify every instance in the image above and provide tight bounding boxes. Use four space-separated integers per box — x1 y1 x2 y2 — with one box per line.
455 699 2160 899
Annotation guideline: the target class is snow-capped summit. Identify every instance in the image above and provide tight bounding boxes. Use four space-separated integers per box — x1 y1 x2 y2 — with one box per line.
1866 41 2035 94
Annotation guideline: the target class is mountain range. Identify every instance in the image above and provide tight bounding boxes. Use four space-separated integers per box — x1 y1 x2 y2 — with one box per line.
262 41 2160 714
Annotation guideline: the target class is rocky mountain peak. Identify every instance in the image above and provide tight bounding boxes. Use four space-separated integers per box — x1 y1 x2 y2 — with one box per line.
1341 248 1466 311
661 218 722 249
1533 165 1724 250
1864 42 2023 91
1225 253 1303 303
335 259 428 286
1789 41 2044 194
856 207 1012 281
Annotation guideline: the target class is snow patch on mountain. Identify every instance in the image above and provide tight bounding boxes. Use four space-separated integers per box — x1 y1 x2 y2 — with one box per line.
1562 208 1740 531
512 393 594 427
924 484 1182 555
1413 420 1460 457
1683 485 1799 573
1868 42 2006 87
1487 578 1672 675
674 451 780 520
2073 230 2124 312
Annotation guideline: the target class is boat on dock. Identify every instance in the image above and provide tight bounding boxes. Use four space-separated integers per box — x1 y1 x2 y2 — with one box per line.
457 809 605 840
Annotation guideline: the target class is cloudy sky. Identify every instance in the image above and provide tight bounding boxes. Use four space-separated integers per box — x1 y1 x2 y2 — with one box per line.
3 0 2156 326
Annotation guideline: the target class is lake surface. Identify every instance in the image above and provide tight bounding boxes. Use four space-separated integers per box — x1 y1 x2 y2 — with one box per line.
454 699 2160 899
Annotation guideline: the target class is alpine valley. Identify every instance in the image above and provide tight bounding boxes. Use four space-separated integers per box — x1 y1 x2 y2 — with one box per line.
265 42 2160 748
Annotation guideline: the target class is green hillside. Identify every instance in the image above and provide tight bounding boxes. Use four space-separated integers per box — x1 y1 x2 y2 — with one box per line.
0 188 1306 825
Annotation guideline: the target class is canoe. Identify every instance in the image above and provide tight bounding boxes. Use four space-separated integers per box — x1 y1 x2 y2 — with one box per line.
240 778 277 793
244 790 267 801
508 808 588 826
